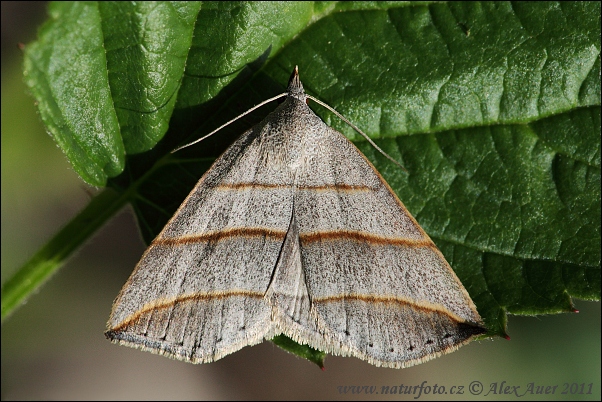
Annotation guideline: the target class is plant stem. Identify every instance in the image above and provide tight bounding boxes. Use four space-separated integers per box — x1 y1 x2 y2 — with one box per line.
1 188 127 322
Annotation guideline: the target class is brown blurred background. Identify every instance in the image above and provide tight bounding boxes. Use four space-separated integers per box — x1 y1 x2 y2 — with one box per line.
2 2 600 400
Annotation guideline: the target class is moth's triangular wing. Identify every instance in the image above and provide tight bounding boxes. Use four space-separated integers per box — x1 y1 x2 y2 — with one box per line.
286 119 485 368
107 80 485 368
106 125 295 363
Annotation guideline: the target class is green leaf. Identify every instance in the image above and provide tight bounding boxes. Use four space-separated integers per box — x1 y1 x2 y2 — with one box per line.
8 1 600 366
23 2 124 186
23 1 201 186
99 1 201 154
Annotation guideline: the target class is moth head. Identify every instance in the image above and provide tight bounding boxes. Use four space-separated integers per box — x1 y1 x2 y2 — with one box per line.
287 65 307 102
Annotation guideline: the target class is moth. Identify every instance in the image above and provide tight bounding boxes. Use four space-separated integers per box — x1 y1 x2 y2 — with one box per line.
106 67 486 368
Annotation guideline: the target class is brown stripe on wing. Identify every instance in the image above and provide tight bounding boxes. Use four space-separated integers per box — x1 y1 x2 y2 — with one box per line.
214 183 287 190
154 228 287 246
214 183 377 192
300 230 436 248
298 184 376 192
109 290 266 332
313 293 475 325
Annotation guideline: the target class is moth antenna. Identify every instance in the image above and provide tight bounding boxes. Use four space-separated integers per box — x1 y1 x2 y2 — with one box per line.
171 93 288 153
306 95 407 173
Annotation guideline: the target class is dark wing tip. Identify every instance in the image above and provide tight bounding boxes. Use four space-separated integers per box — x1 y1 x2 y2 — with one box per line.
457 321 488 339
